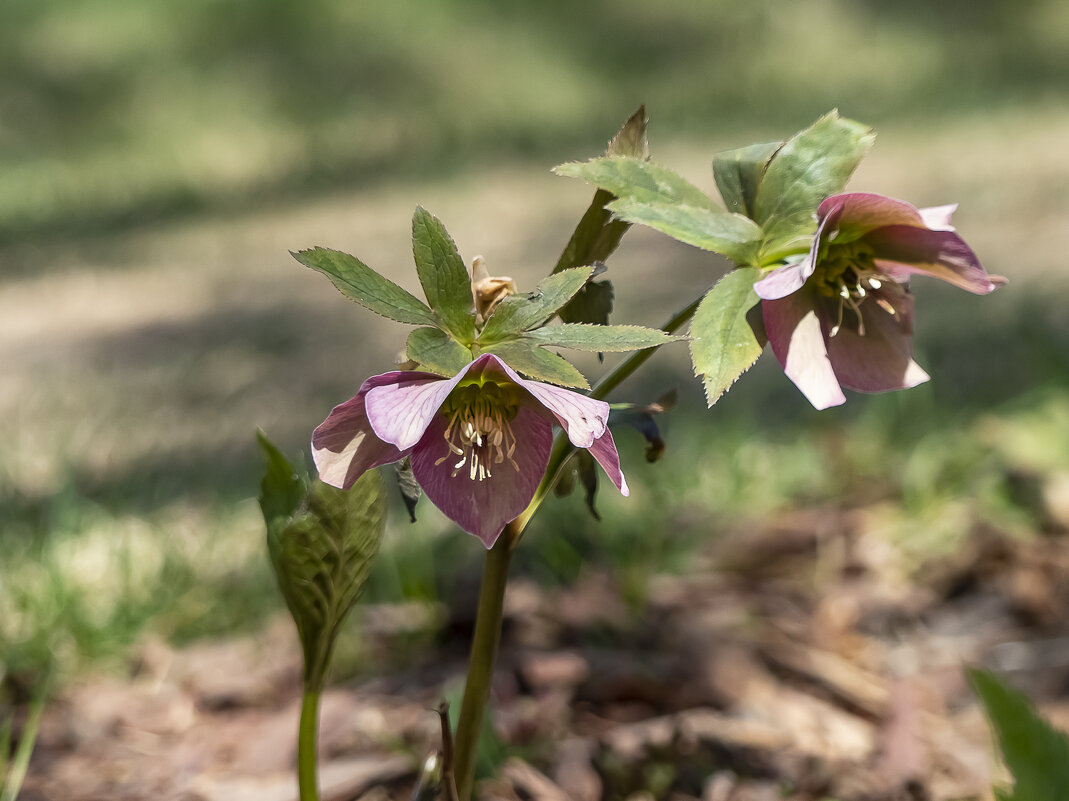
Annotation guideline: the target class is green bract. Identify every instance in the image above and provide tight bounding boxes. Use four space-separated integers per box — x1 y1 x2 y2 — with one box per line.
748 111 875 262
296 199 682 385
257 432 386 692
689 267 767 405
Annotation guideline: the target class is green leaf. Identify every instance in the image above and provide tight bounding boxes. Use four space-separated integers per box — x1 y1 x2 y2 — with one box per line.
527 323 684 353
258 434 387 692
554 157 716 210
752 110 875 260
411 206 476 344
550 107 647 325
293 247 438 327
406 326 473 376
689 267 767 405
481 339 589 389
712 141 780 218
969 668 1069 801
607 199 762 266
479 266 595 344
257 430 307 525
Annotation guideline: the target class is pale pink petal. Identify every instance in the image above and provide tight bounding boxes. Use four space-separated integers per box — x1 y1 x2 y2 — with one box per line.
918 203 957 231
762 289 845 410
754 208 836 300
311 394 408 489
822 288 930 393
486 354 610 449
364 367 476 450
410 404 553 547
311 371 423 488
753 257 814 300
587 428 629 496
866 226 1002 294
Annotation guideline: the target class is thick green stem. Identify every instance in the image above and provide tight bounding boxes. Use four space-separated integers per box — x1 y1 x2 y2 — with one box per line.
453 529 514 801
514 294 703 534
297 689 321 801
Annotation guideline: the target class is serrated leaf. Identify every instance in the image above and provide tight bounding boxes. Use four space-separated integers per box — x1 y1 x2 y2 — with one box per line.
607 198 762 266
411 207 476 344
752 111 875 260
969 668 1069 801
258 436 386 692
554 157 717 210
527 323 684 353
481 339 589 389
406 326 473 376
479 266 595 344
690 267 767 405
293 247 438 327
713 141 781 218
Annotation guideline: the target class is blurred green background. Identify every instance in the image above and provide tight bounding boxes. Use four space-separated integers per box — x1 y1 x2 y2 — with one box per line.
2 0 1068 684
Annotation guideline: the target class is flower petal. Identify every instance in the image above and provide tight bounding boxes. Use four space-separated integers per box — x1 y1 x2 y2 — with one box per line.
364 368 473 450
312 372 419 488
821 288 930 393
818 193 926 243
753 257 814 300
866 226 1002 294
919 203 957 231
754 209 837 300
410 403 553 547
483 354 610 449
762 289 846 410
587 427 629 496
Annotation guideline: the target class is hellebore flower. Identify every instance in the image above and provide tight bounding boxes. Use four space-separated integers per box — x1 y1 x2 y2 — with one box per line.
753 192 1004 410
312 353 628 547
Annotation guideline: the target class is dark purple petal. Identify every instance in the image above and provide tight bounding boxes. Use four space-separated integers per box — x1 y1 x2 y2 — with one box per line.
410 404 553 547
866 226 1002 294
761 288 846 410
485 354 611 449
822 287 930 393
818 193 926 243
364 368 474 450
587 428 629 496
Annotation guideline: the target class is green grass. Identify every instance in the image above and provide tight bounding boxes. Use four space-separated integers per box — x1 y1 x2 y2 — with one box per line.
2 0 1068 244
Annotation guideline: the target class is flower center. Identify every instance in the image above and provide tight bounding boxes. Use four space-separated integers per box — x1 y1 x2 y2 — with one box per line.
815 243 896 336
435 382 522 482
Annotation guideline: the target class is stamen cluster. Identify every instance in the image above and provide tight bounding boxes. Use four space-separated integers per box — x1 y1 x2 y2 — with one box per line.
436 382 522 481
815 244 895 336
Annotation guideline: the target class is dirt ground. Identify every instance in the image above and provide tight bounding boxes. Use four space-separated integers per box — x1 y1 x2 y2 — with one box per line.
20 497 1069 801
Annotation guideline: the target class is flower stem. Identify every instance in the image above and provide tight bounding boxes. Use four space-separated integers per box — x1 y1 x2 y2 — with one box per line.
514 293 703 534
453 527 515 801
297 688 321 801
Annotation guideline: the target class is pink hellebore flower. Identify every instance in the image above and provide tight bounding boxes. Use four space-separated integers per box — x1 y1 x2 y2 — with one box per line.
312 353 628 547
753 192 1004 410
